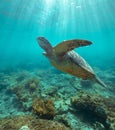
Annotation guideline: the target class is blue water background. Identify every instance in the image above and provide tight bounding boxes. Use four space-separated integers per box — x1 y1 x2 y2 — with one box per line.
0 0 115 70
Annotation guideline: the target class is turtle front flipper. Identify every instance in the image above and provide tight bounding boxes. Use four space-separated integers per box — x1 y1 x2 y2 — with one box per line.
54 39 92 56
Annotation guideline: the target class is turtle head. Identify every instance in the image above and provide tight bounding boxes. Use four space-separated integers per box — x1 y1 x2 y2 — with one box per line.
37 37 53 58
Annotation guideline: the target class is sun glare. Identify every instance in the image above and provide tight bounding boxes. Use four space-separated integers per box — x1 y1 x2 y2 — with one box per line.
45 0 54 5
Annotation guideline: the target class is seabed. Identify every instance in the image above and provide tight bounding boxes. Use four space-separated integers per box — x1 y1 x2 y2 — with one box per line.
0 63 114 130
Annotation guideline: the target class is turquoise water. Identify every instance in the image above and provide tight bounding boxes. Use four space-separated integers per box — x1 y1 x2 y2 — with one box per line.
0 0 115 129
0 0 115 69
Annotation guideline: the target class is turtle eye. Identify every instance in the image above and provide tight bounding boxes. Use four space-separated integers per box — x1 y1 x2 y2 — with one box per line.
70 47 74 50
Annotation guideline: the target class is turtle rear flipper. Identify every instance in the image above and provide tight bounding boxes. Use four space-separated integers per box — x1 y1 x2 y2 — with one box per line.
54 39 92 56
93 76 107 88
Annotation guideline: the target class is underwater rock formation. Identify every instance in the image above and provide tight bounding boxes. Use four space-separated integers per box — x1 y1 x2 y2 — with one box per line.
71 91 115 130
80 80 93 88
0 67 114 130
25 77 40 91
0 115 70 130
6 76 41 111
32 98 56 119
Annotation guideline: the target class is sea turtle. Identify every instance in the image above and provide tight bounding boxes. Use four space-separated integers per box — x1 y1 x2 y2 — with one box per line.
37 37 107 88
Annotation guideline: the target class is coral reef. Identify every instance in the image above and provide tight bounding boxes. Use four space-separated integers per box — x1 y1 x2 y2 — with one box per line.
32 98 56 119
0 115 70 130
25 77 40 92
6 76 41 111
0 66 114 130
71 91 115 130
19 125 30 130
80 80 93 88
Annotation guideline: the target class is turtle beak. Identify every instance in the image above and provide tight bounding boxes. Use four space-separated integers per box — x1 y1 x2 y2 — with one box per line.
37 36 52 58
37 37 47 51
37 37 45 41
42 52 47 56
43 52 49 58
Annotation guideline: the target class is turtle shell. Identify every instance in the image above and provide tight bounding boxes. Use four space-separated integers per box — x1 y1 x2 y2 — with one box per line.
51 50 95 80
